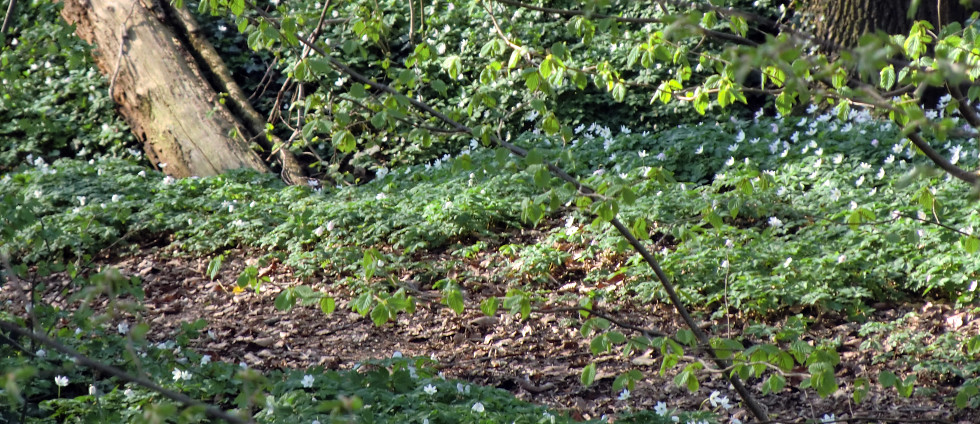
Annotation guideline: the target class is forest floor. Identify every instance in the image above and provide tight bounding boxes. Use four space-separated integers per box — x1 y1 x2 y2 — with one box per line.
5 244 980 424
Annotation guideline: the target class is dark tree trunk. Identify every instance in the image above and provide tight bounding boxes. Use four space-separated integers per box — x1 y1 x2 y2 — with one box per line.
801 0 978 49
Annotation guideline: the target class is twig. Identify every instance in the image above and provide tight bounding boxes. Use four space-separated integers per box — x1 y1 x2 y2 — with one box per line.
945 83 980 129
533 306 668 338
906 131 978 185
408 0 415 44
1 0 17 38
248 59 277 101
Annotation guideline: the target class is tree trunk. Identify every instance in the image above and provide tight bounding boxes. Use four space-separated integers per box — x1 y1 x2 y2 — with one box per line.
60 0 269 178
801 0 978 49
160 2 306 184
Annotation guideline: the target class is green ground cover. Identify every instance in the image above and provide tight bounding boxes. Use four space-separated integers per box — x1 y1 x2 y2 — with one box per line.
5 0 980 422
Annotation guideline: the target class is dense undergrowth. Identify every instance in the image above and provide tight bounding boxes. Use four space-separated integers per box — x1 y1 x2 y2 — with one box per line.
6 106 980 421
6 0 980 422
0 1 142 172
4 107 980 315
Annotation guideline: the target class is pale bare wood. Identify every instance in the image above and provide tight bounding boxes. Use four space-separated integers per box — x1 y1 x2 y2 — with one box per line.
161 1 306 184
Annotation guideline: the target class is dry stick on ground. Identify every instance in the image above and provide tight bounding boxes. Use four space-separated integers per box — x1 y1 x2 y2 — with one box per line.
0 320 253 424
241 3 768 420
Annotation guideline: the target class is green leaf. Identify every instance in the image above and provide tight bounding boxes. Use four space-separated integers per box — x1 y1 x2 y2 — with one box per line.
508 48 524 69
675 329 696 346
897 374 916 397
445 288 465 315
130 323 150 341
956 385 979 408
542 112 560 135
230 0 245 15
350 84 367 99
294 285 315 299
606 331 626 344
308 57 332 75
333 130 356 153
775 92 794 116
853 377 870 403
878 370 898 387
370 112 387 129
673 368 699 392
572 71 588 89
540 56 553 79
532 166 550 188
480 297 498 316
967 335 980 355
879 64 896 90
525 149 543 165
293 61 309 81
761 374 786 394
612 83 626 102
590 335 609 355
443 55 462 80
370 302 390 326
595 201 616 222
352 292 373 316
613 373 629 393
809 362 838 397
274 289 296 311
206 254 224 281
632 217 649 240
525 71 540 91
581 363 597 386
237 266 258 288
834 100 851 121
729 15 748 37
627 46 641 68
320 297 336 314
693 90 709 115
704 209 723 229
962 236 979 254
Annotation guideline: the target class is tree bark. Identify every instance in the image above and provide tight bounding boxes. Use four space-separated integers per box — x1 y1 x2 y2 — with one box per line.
801 0 978 49
60 0 269 178
160 2 306 184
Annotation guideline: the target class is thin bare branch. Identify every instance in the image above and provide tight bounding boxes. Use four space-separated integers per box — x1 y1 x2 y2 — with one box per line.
0 320 253 424
907 131 978 184
946 83 980 129
1 0 18 38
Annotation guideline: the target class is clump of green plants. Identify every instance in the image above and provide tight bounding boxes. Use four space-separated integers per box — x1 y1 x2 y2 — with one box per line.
0 1 142 171
0 151 535 274
5 103 980 317
538 109 980 316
